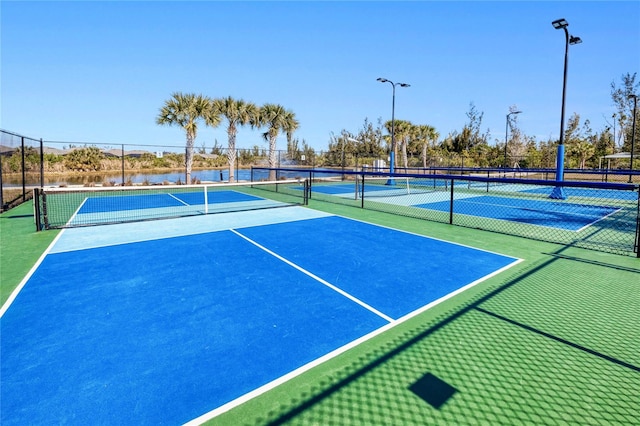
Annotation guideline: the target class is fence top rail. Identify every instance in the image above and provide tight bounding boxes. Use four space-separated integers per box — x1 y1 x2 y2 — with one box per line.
253 167 640 192
0 129 41 143
397 166 640 177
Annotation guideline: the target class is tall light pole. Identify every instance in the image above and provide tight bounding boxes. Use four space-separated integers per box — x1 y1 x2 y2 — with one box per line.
504 110 522 171
612 113 617 153
629 94 637 183
377 77 410 185
550 18 581 200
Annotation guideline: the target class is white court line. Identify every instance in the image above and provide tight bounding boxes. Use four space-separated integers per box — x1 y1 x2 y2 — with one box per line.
0 228 68 318
66 197 88 226
574 206 623 233
185 233 523 426
229 228 394 323
455 197 623 233
457 197 614 219
168 192 190 206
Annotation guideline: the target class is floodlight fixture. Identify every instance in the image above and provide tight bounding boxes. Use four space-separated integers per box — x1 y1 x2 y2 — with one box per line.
552 18 568 29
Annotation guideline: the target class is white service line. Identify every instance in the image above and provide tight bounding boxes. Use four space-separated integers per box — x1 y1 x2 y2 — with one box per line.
229 228 394 323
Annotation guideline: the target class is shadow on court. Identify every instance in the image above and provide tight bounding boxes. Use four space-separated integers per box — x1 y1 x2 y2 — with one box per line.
239 244 640 425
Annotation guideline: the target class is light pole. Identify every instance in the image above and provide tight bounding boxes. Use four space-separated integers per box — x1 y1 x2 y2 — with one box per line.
550 18 581 200
629 94 637 183
612 113 616 153
377 77 410 185
504 110 522 172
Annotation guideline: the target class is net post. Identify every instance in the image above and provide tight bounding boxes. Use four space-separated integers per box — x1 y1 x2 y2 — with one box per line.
304 179 309 205
41 189 49 230
33 188 42 231
203 185 208 214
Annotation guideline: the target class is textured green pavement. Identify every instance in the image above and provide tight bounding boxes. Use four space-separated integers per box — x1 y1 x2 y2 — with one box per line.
1 200 638 425
210 201 639 425
1 202 59 305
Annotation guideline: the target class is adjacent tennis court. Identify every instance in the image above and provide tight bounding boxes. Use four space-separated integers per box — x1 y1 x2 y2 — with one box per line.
307 181 623 232
522 186 640 201
414 195 620 231
1 206 519 425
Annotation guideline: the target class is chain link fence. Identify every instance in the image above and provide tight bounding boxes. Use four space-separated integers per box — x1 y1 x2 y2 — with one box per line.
253 167 640 257
2 128 638 212
0 130 43 211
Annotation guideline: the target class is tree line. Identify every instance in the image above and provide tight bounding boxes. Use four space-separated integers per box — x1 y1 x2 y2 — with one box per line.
157 93 299 182
323 73 640 171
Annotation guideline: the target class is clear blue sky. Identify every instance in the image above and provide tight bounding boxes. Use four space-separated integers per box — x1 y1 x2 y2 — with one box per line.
2 1 639 152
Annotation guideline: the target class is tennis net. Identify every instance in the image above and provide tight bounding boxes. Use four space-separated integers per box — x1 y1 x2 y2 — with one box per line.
34 179 308 229
353 176 445 198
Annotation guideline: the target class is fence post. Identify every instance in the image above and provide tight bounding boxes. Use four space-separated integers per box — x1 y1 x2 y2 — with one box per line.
635 190 640 258
449 179 454 224
361 174 365 209
121 144 125 186
40 139 44 188
0 146 4 211
486 170 490 192
21 137 26 202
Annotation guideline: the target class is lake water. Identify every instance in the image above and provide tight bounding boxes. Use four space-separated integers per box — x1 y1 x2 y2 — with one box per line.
4 168 336 187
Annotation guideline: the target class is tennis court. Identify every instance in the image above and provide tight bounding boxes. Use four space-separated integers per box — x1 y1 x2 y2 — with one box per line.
35 180 307 228
414 195 620 231
522 186 640 201
308 181 624 232
1 205 519 425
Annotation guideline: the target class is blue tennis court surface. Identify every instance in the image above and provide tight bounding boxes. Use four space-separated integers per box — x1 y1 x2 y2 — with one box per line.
310 181 439 196
522 186 639 201
69 189 290 227
414 195 620 231
79 190 263 213
1 208 519 425
308 184 626 231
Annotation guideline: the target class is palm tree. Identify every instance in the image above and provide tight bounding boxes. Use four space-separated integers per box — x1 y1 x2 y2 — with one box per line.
156 92 218 184
211 97 258 183
570 140 596 169
387 120 412 170
414 125 438 168
256 104 299 180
